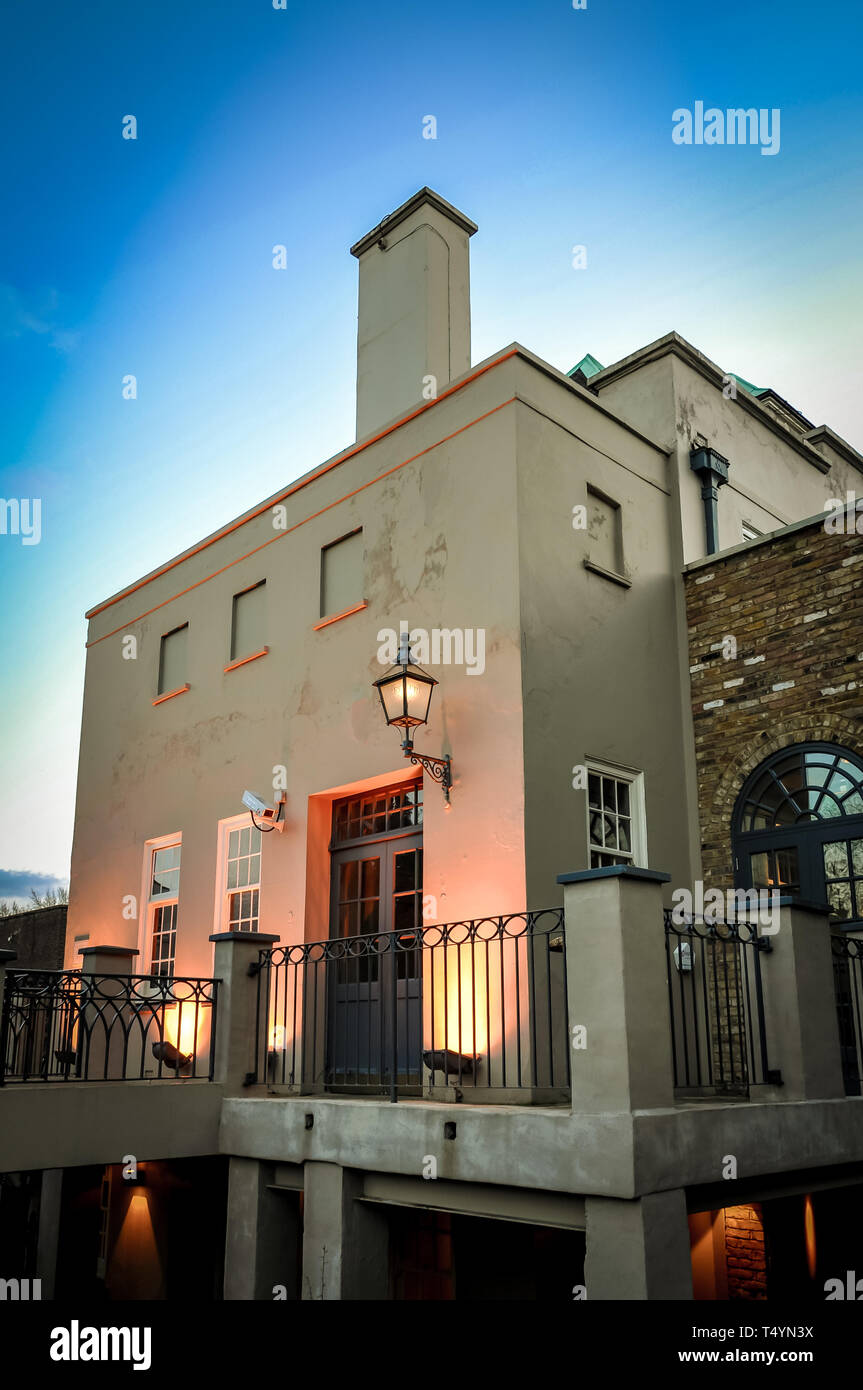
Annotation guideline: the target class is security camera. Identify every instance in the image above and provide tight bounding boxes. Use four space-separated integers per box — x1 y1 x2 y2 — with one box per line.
241 789 287 832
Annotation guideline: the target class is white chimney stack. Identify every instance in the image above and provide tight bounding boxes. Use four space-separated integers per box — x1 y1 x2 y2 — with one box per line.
350 187 477 440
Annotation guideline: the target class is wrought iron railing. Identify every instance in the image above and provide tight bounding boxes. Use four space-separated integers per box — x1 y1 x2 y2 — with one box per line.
254 910 570 1103
663 911 778 1095
831 934 863 1096
0 970 219 1084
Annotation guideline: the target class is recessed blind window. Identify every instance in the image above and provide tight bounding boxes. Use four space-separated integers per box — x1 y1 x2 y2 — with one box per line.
158 624 188 695
148 843 180 977
321 529 363 618
587 488 622 574
226 824 261 932
231 581 266 661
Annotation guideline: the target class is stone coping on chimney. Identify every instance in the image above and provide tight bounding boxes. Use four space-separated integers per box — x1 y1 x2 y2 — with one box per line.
350 187 478 258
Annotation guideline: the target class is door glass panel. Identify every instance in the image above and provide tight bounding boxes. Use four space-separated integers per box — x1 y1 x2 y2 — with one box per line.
360 897 379 934
340 859 358 901
392 848 422 980
361 857 380 898
749 847 800 892
393 895 416 932
338 903 357 938
822 840 863 924
827 881 853 920
394 849 418 894
824 841 849 878
337 856 381 982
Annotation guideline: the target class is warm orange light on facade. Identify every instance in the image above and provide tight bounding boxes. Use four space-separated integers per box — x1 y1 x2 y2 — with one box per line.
114 1190 159 1268
163 1002 207 1059
804 1194 816 1278
424 933 533 1072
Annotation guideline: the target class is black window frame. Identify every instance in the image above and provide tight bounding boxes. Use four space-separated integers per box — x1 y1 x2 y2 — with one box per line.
733 741 863 929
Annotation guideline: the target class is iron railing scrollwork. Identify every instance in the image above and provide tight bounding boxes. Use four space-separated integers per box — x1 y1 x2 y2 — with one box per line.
0 969 219 1084
663 911 778 1095
256 909 570 1103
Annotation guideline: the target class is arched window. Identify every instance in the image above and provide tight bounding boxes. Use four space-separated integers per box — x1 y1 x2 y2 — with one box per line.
733 743 863 925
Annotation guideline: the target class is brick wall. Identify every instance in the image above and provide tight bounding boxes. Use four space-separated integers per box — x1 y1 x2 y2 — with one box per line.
684 518 863 887
1 905 67 969
724 1203 768 1299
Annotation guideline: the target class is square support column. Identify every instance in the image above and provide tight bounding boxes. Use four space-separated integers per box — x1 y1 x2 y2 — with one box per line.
36 1168 64 1299
759 900 845 1101
302 1162 389 1301
224 1157 302 1300
586 1189 693 1300
78 945 139 1079
557 866 674 1111
209 931 279 1094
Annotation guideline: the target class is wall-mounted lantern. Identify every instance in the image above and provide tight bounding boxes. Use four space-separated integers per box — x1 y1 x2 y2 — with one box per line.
373 634 453 803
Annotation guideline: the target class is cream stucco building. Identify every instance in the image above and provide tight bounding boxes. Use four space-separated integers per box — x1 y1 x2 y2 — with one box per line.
2 188 863 1302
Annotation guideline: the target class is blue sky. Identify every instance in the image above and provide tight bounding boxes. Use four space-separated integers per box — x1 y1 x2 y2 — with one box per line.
1 0 862 897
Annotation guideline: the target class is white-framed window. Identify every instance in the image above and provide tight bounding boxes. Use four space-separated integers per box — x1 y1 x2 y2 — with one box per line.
216 820 262 933
741 520 761 542
146 839 181 976
585 760 647 868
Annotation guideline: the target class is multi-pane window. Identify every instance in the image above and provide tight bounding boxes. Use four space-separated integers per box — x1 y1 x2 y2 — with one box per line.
587 766 645 868
231 581 266 661
321 529 363 618
333 783 422 844
336 856 380 982
158 624 188 695
749 847 800 894
822 839 863 922
734 745 863 924
226 824 261 932
148 843 180 977
392 846 423 980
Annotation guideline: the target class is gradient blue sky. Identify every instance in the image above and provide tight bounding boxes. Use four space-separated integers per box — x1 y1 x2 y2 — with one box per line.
1 0 862 897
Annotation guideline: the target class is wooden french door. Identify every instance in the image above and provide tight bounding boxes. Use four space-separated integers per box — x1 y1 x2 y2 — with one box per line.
327 784 423 1093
